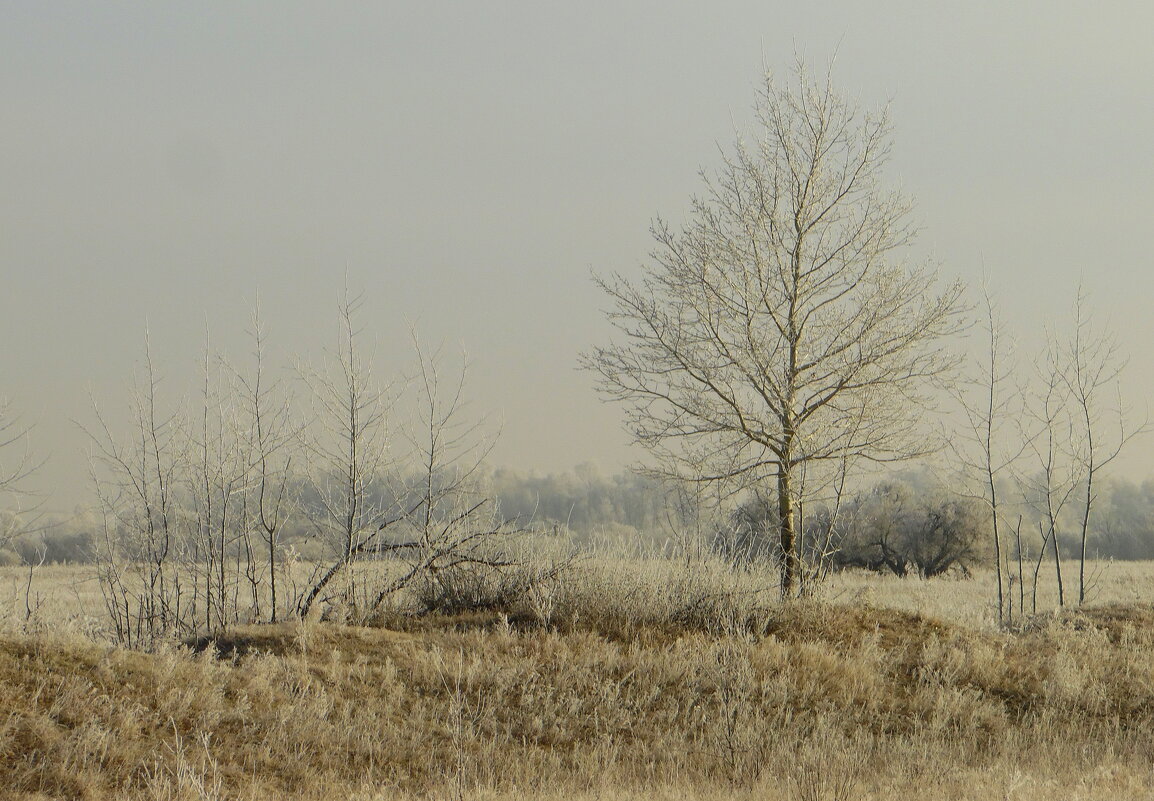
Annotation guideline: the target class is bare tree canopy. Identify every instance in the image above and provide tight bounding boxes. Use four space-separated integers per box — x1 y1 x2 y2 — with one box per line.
0 397 41 552
583 61 967 595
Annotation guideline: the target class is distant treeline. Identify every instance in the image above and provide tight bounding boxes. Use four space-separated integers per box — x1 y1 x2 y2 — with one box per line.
0 464 671 566
8 466 1154 568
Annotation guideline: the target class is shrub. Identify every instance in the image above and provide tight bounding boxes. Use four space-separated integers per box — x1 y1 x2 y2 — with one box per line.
834 481 991 577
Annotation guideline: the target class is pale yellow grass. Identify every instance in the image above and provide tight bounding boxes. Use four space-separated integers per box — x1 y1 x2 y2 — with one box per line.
4 557 1154 799
5 603 1154 800
821 559 1154 629
4 558 1154 638
0 563 105 635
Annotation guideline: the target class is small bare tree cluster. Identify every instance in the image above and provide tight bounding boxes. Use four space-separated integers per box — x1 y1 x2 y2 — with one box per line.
374 340 519 614
294 311 522 619
88 346 188 646
86 295 524 646
1023 287 1143 607
86 323 297 646
953 283 1145 621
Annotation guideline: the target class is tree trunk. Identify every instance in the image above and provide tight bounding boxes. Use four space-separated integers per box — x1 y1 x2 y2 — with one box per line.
1015 516 1025 617
989 474 1004 624
1032 522 1047 615
777 465 798 598
1078 460 1093 605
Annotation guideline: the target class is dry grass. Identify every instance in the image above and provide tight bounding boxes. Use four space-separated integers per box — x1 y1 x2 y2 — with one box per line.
3 558 1154 799
821 558 1154 629
0 564 106 638
4 553 1143 638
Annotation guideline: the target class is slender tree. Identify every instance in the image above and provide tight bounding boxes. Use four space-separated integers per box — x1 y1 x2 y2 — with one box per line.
367 338 521 611
228 305 297 623
1021 334 1078 609
187 327 252 633
0 398 35 496
1060 286 1144 604
296 290 397 617
951 286 1023 624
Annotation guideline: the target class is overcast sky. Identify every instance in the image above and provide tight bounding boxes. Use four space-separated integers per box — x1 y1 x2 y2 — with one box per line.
3 2 1154 510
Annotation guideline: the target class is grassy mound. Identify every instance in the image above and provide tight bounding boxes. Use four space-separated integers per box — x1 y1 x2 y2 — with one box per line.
3 603 1154 800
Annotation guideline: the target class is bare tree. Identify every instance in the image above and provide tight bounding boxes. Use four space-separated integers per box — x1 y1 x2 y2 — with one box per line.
296 291 397 618
1016 289 1145 611
368 339 521 612
85 340 190 647
951 286 1023 624
1020 334 1079 610
0 399 35 495
0 397 40 549
227 305 298 623
186 329 253 634
583 60 966 596
1060 286 1144 605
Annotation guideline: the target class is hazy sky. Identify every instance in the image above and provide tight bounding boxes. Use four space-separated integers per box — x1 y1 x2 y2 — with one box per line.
3 2 1154 510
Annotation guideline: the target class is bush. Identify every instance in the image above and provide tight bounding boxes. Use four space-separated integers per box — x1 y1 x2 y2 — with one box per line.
834 481 991 577
714 477 991 581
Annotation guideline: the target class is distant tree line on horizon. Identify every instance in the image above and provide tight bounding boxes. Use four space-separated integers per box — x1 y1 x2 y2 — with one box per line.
10 464 1154 572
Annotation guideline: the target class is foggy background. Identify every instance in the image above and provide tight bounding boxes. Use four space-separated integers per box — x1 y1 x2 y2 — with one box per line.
2 1 1153 512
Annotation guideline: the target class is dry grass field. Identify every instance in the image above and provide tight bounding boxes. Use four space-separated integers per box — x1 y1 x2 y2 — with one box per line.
2 557 1154 800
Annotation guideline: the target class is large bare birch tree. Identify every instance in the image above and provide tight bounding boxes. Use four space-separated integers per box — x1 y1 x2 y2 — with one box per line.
583 62 966 596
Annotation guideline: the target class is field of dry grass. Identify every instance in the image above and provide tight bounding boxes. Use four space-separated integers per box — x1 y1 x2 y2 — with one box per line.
2 557 1154 800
